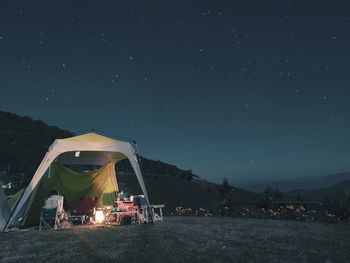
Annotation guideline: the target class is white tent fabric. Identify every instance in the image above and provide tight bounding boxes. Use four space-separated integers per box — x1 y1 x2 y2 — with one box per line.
5 133 149 230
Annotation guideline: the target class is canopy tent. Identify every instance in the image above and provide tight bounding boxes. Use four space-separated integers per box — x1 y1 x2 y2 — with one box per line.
5 132 150 230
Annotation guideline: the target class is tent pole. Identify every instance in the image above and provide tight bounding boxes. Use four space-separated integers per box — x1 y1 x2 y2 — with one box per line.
2 188 26 233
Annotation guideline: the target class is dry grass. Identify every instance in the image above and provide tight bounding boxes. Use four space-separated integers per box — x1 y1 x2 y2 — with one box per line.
0 217 349 263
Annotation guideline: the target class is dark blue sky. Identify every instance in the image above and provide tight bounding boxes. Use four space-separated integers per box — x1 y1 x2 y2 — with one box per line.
1 1 350 184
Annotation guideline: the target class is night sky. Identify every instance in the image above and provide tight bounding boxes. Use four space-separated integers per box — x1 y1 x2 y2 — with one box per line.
1 1 350 185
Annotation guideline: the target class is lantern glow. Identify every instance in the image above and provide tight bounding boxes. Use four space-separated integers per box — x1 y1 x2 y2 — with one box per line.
95 210 104 223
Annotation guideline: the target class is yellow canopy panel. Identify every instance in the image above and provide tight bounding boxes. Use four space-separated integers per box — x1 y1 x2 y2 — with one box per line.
58 132 122 143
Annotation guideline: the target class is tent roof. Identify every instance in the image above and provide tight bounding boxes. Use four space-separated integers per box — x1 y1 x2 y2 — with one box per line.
54 133 129 165
58 132 122 143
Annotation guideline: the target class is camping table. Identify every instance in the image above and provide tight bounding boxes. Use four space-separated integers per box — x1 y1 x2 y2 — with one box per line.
65 215 85 225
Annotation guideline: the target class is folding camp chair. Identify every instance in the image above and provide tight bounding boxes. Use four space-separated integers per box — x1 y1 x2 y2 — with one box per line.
39 207 59 231
134 196 152 224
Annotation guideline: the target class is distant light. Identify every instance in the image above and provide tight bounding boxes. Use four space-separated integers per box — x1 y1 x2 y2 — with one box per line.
75 151 80 157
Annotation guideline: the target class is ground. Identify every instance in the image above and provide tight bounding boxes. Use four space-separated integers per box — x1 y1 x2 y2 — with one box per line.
0 217 349 263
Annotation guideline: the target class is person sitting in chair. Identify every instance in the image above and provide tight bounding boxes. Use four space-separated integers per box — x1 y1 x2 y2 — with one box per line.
43 190 65 223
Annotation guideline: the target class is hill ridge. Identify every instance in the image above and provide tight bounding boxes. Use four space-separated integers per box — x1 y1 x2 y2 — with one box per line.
0 110 261 210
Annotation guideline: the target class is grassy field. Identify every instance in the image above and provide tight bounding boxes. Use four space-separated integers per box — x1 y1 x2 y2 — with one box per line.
0 217 349 263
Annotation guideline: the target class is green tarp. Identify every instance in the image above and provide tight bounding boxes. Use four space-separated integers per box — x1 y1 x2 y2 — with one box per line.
23 162 118 226
8 189 24 210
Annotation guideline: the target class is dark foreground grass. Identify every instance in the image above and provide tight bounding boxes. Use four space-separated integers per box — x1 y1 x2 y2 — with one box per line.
0 217 349 263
